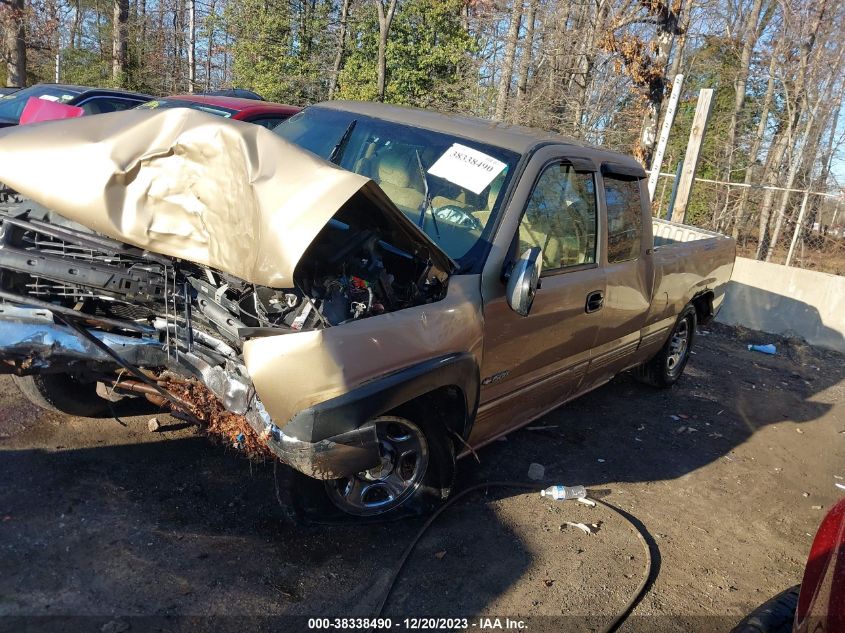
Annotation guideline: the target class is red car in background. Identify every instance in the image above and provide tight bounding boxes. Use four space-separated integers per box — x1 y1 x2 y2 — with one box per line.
137 94 299 128
733 496 845 633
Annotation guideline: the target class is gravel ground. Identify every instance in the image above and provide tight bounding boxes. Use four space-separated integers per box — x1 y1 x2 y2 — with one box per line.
0 323 843 633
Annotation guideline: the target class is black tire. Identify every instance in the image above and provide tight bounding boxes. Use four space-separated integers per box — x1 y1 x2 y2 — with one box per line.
731 585 799 633
12 373 109 417
634 305 697 387
323 415 456 519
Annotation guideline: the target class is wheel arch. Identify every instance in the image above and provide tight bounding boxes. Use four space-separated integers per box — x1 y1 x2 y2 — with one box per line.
282 353 480 444
691 290 715 325
388 383 478 447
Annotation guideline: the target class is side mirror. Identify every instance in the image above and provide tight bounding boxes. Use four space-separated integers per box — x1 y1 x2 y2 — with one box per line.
506 247 542 316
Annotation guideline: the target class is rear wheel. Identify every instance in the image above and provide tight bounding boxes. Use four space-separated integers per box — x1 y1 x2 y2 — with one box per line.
634 305 697 387
324 415 455 517
730 585 798 633
12 373 108 417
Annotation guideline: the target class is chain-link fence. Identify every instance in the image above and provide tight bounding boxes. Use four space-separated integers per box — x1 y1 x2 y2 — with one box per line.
651 172 845 276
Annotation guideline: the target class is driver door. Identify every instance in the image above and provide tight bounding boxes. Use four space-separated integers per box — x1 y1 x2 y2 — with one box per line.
471 152 606 445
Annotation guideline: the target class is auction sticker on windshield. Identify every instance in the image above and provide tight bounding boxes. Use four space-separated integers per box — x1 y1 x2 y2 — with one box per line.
428 143 506 195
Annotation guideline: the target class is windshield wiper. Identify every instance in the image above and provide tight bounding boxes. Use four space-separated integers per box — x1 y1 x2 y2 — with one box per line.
327 119 357 165
415 150 439 239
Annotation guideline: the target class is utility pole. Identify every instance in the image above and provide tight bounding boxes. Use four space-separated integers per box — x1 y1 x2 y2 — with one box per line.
648 74 684 201
187 0 196 93
785 190 811 267
671 88 714 224
665 160 684 220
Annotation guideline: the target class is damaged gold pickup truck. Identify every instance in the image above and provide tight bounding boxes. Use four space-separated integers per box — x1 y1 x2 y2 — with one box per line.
0 102 735 517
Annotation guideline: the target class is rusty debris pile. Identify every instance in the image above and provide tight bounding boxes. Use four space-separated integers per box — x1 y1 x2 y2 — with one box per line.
160 377 273 460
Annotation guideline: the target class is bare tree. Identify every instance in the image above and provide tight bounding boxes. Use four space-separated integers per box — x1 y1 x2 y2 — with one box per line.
112 0 129 83
597 0 685 163
329 0 354 100
666 0 694 82
714 0 770 230
731 37 780 240
494 0 522 121
3 0 26 87
187 0 196 92
205 0 215 90
636 0 685 165
755 0 832 258
512 0 537 123
374 0 399 101
569 0 609 134
765 40 844 260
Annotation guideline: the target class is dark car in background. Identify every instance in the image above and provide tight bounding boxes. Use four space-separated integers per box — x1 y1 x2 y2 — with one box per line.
0 84 152 128
137 94 299 128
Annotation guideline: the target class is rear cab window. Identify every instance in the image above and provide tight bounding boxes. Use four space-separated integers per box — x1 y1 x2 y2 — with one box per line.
603 175 643 263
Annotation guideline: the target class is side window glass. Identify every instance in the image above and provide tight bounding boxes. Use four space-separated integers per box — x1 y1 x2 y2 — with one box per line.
107 99 139 112
79 100 99 115
603 175 643 263
519 162 597 271
79 98 136 115
250 117 288 129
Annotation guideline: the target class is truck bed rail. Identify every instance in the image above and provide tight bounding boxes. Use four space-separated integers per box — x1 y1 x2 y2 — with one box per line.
652 218 729 247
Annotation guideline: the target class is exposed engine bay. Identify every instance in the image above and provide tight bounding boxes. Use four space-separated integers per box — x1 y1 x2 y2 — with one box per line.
0 197 450 471
0 196 448 354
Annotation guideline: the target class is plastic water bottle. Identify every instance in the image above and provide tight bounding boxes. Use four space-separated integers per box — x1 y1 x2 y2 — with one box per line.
748 343 777 355
540 485 587 500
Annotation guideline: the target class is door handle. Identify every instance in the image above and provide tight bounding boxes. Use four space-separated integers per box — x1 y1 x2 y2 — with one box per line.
585 290 604 313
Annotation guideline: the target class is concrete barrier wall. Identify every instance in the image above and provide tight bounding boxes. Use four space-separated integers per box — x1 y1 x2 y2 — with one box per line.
715 257 845 353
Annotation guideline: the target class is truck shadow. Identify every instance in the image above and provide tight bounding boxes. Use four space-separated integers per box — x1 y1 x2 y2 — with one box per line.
0 323 842 622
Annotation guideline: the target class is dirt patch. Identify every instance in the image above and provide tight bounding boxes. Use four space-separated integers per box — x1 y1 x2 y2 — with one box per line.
0 324 842 631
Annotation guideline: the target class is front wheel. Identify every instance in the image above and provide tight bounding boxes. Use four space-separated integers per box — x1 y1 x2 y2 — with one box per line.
12 373 109 417
324 415 455 517
634 305 697 388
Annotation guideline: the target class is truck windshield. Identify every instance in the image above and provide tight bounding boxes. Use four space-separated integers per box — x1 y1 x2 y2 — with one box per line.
274 106 519 269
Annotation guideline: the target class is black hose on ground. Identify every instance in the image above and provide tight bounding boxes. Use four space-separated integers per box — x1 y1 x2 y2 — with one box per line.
370 482 655 633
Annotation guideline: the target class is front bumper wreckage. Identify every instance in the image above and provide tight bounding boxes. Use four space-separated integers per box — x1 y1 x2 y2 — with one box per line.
0 306 381 480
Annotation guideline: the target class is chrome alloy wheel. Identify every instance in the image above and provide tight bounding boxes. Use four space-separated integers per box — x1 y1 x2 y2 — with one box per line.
666 318 690 376
325 416 429 516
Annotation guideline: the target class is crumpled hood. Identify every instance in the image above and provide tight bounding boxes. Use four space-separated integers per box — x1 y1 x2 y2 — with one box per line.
0 108 444 288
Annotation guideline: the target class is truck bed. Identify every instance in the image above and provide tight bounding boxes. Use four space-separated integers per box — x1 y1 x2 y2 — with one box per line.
648 218 737 325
